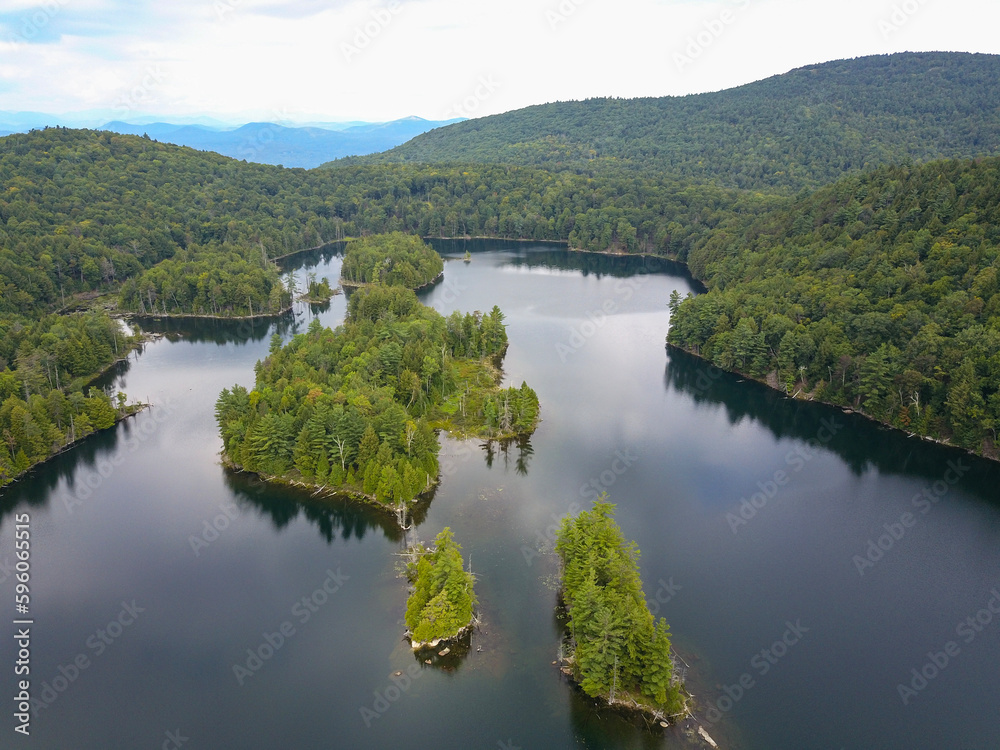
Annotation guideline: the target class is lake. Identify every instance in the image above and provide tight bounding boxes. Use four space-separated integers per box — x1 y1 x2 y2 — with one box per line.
2 240 999 749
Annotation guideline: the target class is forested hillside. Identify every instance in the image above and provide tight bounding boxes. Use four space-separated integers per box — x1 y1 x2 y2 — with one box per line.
5 54 996 317
0 127 770 288
668 157 1000 455
346 53 1000 190
0 128 336 315
4 51 1000 471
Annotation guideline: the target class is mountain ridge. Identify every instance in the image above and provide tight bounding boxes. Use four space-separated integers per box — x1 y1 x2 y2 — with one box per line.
338 52 1000 191
0 114 464 168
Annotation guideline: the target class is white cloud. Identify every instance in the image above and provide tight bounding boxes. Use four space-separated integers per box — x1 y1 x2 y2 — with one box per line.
0 0 997 121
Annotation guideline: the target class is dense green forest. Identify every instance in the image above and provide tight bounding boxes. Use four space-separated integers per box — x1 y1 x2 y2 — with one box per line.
4 55 997 318
556 500 684 718
668 157 1000 456
5 52 1000 474
0 312 144 487
0 311 137 386
215 279 539 512
0 128 337 317
119 245 290 317
346 53 1000 191
405 527 477 645
340 232 444 288
0 127 765 295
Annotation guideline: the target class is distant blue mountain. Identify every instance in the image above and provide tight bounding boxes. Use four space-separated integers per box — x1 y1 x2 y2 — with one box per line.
97 117 464 168
0 110 234 131
0 112 463 168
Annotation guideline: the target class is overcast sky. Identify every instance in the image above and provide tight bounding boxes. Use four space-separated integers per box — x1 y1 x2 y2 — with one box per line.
0 0 997 123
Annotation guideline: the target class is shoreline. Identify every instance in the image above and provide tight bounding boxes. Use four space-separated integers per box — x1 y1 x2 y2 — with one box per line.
555 593 692 731
340 271 444 293
0 404 150 492
407 620 475 652
297 289 341 304
427 234 565 245
665 342 997 464
219 456 437 519
2 329 151 491
82 330 152 387
425 234 670 259
123 302 294 322
555 651 702 737
271 239 348 262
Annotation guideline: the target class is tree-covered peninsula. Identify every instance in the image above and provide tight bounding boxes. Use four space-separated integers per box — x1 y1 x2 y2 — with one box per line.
215 278 539 513
340 232 444 289
555 500 686 721
405 527 477 647
0 312 145 488
119 246 291 317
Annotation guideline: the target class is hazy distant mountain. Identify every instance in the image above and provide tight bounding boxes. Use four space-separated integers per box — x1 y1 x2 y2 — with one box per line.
0 110 238 131
0 112 463 167
97 117 463 168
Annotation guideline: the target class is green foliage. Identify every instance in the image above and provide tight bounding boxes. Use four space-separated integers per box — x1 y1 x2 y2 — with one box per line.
0 128 337 317
10 53 1000 472
555 499 684 715
303 275 335 302
668 157 1000 454
214 283 539 507
405 527 477 643
346 53 1000 191
479 382 539 436
119 246 289 317
6 54 1000 322
341 232 443 289
0 311 137 382
0 387 133 488
0 311 141 487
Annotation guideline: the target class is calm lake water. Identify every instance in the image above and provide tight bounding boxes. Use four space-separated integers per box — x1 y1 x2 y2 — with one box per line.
2 240 999 749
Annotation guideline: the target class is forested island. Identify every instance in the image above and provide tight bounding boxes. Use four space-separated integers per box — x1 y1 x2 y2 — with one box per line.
300 274 336 304
555 499 686 722
404 527 477 649
340 232 444 289
215 237 540 514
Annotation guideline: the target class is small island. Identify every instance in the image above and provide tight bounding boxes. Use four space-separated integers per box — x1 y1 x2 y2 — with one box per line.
298 273 338 304
404 527 477 649
340 232 444 290
555 498 688 724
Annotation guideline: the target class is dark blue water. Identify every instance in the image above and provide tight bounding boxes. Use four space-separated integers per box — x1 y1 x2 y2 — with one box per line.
2 241 998 749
